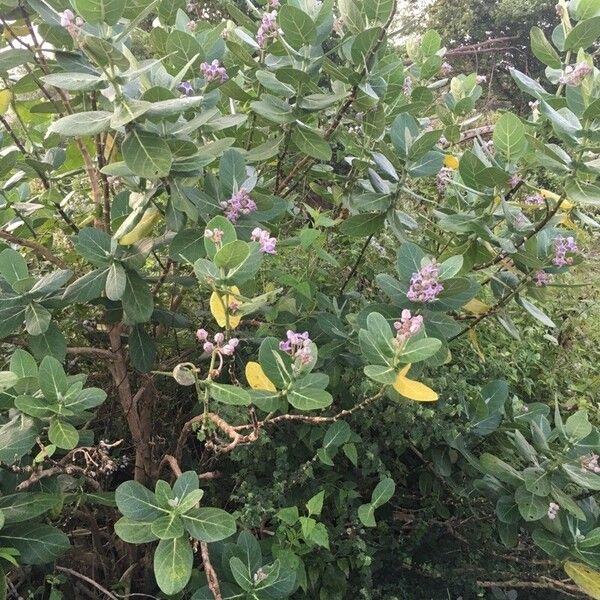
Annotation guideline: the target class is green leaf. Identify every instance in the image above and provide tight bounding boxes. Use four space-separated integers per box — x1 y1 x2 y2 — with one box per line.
290 125 331 161
288 387 333 411
357 503 376 527
151 514 185 540
24 303 51 336
519 296 556 328
566 410 592 440
115 480 166 520
339 213 385 237
408 129 442 161
371 477 395 508
279 5 317 49
41 72 104 91
229 556 253 591
48 419 79 450
258 337 294 388
250 95 295 124
351 27 381 65
523 467 551 497
532 528 570 559
397 242 425 280
214 241 250 270
530 26 561 68
181 507 236 542
10 349 37 380
0 48 35 73
38 356 67 402
514 485 548 521
122 272 153 323
114 516 159 543
0 415 37 464
0 249 28 287
322 421 351 450
479 453 524 486
400 338 442 364
562 463 600 490
0 493 60 524
71 0 124 24
306 490 324 516
122 129 173 178
566 180 600 207
209 383 251 406
75 227 114 266
128 325 155 373
493 112 527 162
63 268 109 303
166 30 203 73
564 16 600 49
153 537 193 596
0 522 70 565
29 323 67 362
105 262 127 301
363 364 396 384
47 111 113 137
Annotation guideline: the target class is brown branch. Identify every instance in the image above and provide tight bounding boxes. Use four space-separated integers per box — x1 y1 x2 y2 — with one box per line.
16 463 100 491
56 566 119 600
0 230 67 268
477 578 584 598
200 542 223 600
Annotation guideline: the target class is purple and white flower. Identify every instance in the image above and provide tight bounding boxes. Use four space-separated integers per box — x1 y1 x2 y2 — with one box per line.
407 262 444 303
221 188 256 223
257 10 278 47
559 62 593 86
552 236 578 267
200 60 228 83
251 227 277 254
394 310 424 344
279 330 313 365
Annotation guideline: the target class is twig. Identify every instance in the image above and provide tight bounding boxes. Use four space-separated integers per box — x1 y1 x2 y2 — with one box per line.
55 566 119 600
199 542 223 600
477 577 584 597
0 230 67 268
339 234 374 293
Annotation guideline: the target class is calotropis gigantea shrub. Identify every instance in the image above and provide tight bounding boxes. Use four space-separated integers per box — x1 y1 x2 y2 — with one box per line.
0 0 599 595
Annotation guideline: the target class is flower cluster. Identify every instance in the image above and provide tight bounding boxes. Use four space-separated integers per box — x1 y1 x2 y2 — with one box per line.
221 188 256 222
257 11 278 47
436 167 453 193
559 62 593 86
476 74 487 84
178 81 194 96
580 454 600 474
547 502 560 520
524 193 544 206
60 9 84 35
197 329 238 355
534 270 551 287
204 228 224 244
508 174 522 188
251 227 277 254
407 262 444 303
200 60 228 83
393 310 423 344
440 61 453 76
279 330 313 365
552 236 578 267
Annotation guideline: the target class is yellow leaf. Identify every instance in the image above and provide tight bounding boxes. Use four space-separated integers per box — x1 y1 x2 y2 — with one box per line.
393 364 438 402
559 198 574 211
0 90 12 116
444 154 459 170
245 361 277 392
468 329 485 362
210 286 242 329
564 562 600 600
3 23 29 40
559 212 578 229
539 188 560 202
463 298 490 315
118 208 160 245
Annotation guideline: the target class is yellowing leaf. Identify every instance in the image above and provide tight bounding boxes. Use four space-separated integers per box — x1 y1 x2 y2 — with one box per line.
539 188 560 202
559 198 574 211
464 298 490 315
564 562 600 600
444 154 459 169
245 361 277 392
210 286 241 329
559 212 578 229
393 364 438 402
3 23 29 40
468 328 485 362
0 90 12 116
118 208 160 245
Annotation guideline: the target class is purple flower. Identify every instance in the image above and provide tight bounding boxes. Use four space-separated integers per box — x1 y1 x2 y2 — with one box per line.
407 262 444 303
257 10 278 47
196 328 209 341
220 188 256 223
205 228 224 244
178 81 194 96
509 174 522 188
440 61 453 76
200 331 240 376
402 76 413 96
393 310 423 343
200 60 228 83
524 194 544 206
552 236 578 267
251 227 277 254
534 271 551 287
60 9 74 27
268 0 280 6
580 454 600 474
436 167 453 193
279 330 313 365
560 62 592 86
